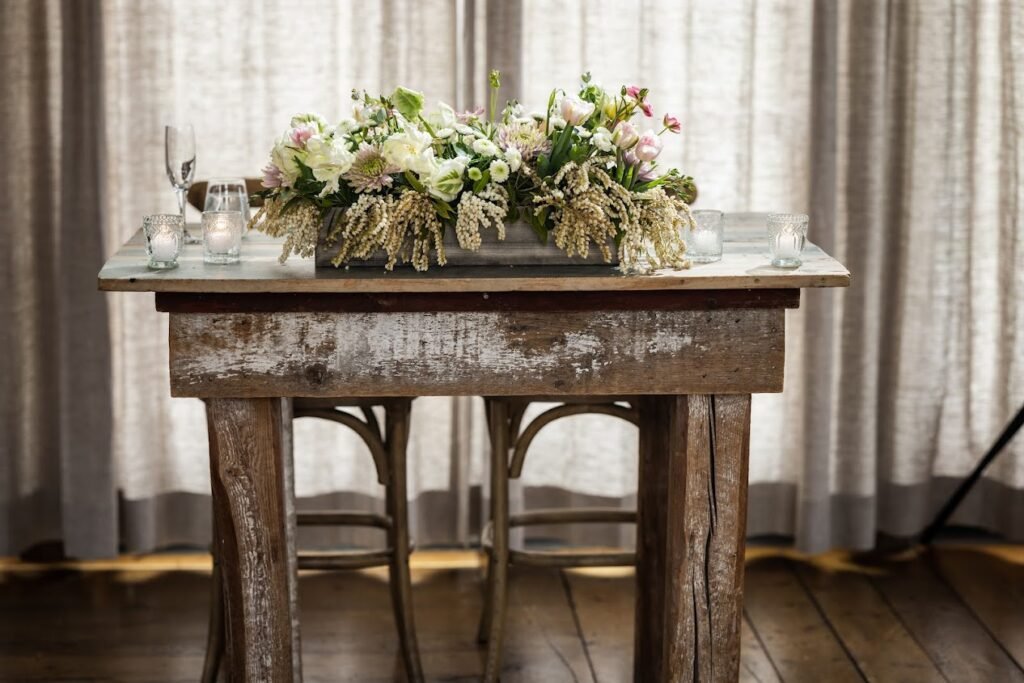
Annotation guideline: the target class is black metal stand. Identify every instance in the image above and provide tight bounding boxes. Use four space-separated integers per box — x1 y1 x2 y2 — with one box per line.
919 402 1024 545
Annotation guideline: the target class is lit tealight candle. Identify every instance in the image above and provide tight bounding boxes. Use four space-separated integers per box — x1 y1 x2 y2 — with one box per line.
206 221 235 254
150 232 179 262
773 231 801 259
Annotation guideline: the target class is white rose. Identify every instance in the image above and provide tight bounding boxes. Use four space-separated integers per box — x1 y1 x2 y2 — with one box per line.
503 148 522 172
382 127 434 174
472 138 500 158
424 158 467 202
489 159 510 183
592 126 614 152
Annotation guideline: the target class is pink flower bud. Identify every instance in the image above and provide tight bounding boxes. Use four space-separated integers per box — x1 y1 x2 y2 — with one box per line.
633 130 663 162
640 101 653 117
612 121 640 149
662 113 682 133
625 85 642 99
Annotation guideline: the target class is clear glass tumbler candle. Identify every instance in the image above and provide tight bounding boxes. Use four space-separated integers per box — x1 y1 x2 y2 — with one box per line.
143 213 184 269
202 210 243 264
767 213 808 268
687 210 724 263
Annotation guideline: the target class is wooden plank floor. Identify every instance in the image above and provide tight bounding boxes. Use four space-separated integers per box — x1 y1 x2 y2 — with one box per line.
0 546 1022 682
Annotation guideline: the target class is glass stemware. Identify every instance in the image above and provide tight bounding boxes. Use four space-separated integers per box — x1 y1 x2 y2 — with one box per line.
203 178 251 224
165 124 198 243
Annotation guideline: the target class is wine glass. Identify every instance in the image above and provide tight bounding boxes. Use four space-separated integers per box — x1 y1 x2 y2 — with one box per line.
203 178 250 224
165 124 198 243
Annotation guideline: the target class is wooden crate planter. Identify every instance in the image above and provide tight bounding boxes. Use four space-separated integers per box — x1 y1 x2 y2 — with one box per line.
315 210 618 268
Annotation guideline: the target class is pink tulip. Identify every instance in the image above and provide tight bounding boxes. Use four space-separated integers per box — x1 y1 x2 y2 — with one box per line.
640 101 653 117
633 130 662 162
612 120 640 149
559 94 596 126
662 113 682 134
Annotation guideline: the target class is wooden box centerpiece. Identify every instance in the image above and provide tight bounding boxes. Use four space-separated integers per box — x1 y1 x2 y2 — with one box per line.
250 72 697 272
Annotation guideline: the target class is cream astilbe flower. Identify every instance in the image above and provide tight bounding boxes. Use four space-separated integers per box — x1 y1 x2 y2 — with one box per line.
617 187 690 272
343 143 400 193
250 196 323 263
454 183 509 251
533 160 633 263
496 119 551 160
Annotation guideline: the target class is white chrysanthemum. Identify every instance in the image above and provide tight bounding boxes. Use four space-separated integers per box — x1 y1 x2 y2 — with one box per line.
472 138 500 158
504 148 522 172
468 167 483 181
489 159 510 183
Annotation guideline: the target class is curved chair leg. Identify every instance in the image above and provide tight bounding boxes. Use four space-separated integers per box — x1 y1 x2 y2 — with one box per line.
476 555 493 643
482 399 510 683
385 401 425 683
201 537 225 682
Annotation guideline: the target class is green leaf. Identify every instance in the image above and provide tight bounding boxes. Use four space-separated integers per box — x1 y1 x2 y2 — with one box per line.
473 170 491 194
403 170 426 193
391 86 425 120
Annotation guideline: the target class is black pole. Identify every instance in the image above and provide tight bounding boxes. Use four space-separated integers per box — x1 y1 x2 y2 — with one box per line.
919 402 1024 545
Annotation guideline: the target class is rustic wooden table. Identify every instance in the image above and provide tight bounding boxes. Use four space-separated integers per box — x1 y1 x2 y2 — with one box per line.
99 212 848 682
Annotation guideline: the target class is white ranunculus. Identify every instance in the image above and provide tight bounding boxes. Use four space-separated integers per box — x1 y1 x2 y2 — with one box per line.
592 126 614 152
382 127 434 174
271 138 304 187
489 159 510 183
424 158 467 202
305 135 355 197
503 148 522 172
472 138 500 158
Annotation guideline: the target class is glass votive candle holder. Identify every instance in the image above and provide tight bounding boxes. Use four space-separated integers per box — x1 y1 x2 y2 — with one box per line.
686 209 724 263
202 210 243 264
143 213 184 269
767 213 809 268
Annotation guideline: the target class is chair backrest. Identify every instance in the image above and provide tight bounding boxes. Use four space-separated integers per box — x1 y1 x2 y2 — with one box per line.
187 178 264 212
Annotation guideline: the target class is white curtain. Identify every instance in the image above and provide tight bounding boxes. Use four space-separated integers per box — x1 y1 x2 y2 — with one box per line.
2 0 1022 557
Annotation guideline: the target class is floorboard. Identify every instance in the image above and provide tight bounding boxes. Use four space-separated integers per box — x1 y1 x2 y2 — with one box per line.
0 547 1022 681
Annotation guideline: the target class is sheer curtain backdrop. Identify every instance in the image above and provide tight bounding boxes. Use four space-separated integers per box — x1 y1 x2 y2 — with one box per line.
1 0 1021 558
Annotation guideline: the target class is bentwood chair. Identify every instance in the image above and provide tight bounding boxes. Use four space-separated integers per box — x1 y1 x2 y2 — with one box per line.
189 186 423 682
478 396 639 680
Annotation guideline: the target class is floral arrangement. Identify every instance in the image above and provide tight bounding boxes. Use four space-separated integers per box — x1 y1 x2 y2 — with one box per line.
251 72 697 272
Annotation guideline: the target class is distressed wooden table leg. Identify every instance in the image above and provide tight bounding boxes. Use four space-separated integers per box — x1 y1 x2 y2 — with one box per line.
207 397 301 683
635 394 751 682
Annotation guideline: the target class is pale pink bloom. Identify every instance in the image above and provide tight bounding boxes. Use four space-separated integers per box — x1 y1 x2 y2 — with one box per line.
637 163 657 182
612 120 639 149
342 143 400 193
633 130 663 161
289 123 316 147
261 163 283 188
457 106 486 123
639 101 654 117
625 85 642 99
662 113 682 134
